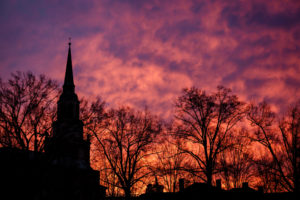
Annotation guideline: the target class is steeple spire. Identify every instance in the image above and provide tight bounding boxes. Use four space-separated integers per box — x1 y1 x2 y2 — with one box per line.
57 40 80 121
46 40 91 170
63 40 75 93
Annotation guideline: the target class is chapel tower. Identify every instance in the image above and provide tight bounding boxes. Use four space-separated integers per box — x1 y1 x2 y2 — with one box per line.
45 42 90 168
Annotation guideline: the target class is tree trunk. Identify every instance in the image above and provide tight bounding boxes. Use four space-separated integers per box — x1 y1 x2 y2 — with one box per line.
124 187 131 200
206 169 212 186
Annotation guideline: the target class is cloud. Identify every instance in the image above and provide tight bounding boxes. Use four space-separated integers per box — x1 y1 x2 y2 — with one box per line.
0 0 300 118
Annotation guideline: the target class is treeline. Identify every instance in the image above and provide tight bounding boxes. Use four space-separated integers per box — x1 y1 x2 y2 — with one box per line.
0 72 299 197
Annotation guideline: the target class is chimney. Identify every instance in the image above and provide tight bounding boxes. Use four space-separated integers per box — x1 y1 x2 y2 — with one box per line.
242 182 249 189
216 179 221 190
179 179 184 192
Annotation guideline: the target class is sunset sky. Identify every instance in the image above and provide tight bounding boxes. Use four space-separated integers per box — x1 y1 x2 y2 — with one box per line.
1 0 300 119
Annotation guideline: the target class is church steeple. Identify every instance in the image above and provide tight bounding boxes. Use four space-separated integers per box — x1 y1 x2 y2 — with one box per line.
57 41 80 121
45 41 91 169
63 42 75 93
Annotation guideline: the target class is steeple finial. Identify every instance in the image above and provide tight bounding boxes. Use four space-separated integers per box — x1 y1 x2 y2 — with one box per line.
63 39 75 93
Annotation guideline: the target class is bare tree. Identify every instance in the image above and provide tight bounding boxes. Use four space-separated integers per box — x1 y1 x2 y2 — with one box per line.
254 152 282 193
151 138 187 193
247 101 300 192
93 148 123 197
0 71 58 152
219 130 255 189
174 86 245 186
80 97 106 140
87 106 162 198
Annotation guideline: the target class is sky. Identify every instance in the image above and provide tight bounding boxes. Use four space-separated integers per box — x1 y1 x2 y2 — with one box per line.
0 0 300 119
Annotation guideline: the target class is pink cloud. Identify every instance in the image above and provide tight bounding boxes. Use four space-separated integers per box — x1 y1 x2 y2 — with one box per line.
0 0 299 118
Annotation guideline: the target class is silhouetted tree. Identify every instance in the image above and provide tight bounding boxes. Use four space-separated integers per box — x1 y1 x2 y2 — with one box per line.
255 152 282 193
247 101 300 192
219 130 255 189
174 86 244 186
87 106 162 198
151 138 187 192
80 97 106 139
80 98 122 196
0 71 58 151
